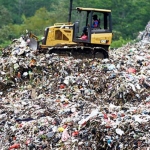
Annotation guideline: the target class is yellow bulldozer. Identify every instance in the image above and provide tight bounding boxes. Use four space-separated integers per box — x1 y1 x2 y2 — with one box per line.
29 0 113 59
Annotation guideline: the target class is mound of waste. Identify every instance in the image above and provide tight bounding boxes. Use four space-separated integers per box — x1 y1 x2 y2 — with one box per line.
0 22 150 149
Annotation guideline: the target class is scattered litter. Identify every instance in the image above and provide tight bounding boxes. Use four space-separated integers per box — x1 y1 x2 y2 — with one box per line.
0 21 150 149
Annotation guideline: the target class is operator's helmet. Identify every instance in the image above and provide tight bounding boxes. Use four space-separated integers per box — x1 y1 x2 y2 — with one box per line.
93 14 98 20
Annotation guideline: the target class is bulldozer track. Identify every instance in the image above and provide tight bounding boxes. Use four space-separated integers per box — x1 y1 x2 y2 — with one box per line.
44 46 109 59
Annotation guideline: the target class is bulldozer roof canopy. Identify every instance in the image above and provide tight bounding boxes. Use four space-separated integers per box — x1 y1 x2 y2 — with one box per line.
76 7 111 13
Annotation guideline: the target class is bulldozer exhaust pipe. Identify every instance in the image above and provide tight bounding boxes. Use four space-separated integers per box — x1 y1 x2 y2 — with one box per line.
68 0 73 23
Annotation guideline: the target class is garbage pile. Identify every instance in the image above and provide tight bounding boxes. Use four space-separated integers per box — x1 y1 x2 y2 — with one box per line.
0 22 150 150
137 21 150 42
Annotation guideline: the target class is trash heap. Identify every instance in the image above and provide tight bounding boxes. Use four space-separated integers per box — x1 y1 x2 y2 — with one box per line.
0 22 150 150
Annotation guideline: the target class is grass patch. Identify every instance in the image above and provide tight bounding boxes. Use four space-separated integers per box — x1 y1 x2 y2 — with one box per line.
110 37 132 49
0 40 11 49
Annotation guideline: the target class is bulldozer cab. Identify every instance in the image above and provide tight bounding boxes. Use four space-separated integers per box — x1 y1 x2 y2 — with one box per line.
73 7 112 46
27 3 112 58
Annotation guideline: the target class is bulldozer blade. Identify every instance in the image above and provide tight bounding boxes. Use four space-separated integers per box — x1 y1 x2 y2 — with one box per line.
28 38 38 51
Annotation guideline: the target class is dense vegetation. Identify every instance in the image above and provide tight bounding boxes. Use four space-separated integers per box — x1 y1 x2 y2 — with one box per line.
0 0 149 48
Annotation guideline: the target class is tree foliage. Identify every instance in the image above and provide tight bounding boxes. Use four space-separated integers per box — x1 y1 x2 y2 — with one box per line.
0 5 12 28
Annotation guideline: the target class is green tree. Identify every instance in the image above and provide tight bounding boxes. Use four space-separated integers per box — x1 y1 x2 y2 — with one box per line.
110 0 150 39
8 7 54 37
0 5 12 28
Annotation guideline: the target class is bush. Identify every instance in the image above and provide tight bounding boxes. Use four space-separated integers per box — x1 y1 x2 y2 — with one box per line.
0 40 11 48
110 37 132 48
